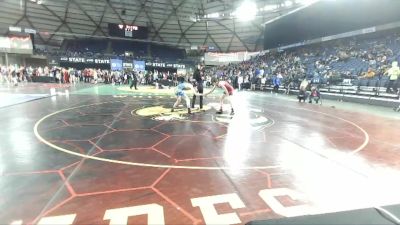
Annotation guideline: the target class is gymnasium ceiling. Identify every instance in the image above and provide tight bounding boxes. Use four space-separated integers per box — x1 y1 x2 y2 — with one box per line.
0 0 312 52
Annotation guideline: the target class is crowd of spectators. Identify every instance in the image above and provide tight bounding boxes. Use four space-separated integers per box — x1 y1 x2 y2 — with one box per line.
207 30 400 94
4 29 400 98
0 64 185 88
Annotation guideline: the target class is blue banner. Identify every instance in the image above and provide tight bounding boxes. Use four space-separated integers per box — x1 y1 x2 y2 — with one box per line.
111 59 123 71
134 60 146 71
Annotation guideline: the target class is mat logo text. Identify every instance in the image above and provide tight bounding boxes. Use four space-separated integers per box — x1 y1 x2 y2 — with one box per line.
11 188 312 225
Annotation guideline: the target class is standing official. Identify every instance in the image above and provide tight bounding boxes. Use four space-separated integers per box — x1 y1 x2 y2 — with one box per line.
191 64 204 110
130 69 138 90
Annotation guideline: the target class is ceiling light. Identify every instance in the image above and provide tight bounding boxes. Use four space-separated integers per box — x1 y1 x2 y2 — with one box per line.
207 12 219 18
190 16 197 22
263 4 278 11
295 0 319 5
284 0 293 7
234 1 257 22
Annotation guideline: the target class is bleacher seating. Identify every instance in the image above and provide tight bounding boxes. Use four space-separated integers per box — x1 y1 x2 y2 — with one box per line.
64 39 108 55
111 40 148 56
215 28 400 105
57 38 188 63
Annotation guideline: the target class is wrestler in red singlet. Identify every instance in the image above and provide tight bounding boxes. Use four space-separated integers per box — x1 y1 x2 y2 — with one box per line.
218 81 234 96
204 78 235 115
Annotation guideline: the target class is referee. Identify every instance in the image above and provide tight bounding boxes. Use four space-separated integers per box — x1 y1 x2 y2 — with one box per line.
129 69 138 90
191 64 204 110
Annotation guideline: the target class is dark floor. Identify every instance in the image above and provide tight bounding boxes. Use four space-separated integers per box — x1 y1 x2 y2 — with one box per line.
1 83 400 225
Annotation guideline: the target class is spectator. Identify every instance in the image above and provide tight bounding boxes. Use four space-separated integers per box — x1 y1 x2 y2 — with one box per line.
308 86 321 104
385 61 400 93
361 68 376 78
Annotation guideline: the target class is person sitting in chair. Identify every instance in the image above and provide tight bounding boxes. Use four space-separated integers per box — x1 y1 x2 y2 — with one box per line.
308 86 321 104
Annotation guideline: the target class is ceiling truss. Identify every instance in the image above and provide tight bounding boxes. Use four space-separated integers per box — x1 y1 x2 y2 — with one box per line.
0 0 298 52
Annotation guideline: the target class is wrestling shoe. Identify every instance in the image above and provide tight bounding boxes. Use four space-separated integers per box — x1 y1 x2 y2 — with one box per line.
230 109 235 115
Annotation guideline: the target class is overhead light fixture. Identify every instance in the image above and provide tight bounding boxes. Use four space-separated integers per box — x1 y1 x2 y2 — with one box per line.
284 0 293 7
190 16 197 22
207 12 219 18
295 0 319 5
262 4 278 11
30 0 43 4
234 1 257 22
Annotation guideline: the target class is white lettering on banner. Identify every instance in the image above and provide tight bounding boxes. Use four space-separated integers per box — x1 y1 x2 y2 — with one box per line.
68 58 85 63
24 28 36 34
96 59 110 64
191 193 246 225
37 214 76 225
103 204 165 225
9 26 22 32
152 63 166 67
143 62 185 69
259 188 312 217
173 64 185 69
123 63 133 67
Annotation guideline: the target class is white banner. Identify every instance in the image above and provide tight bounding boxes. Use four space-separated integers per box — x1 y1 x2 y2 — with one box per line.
205 52 259 65
0 36 33 54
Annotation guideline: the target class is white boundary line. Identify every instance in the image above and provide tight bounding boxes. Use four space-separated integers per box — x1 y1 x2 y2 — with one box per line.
33 100 369 170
